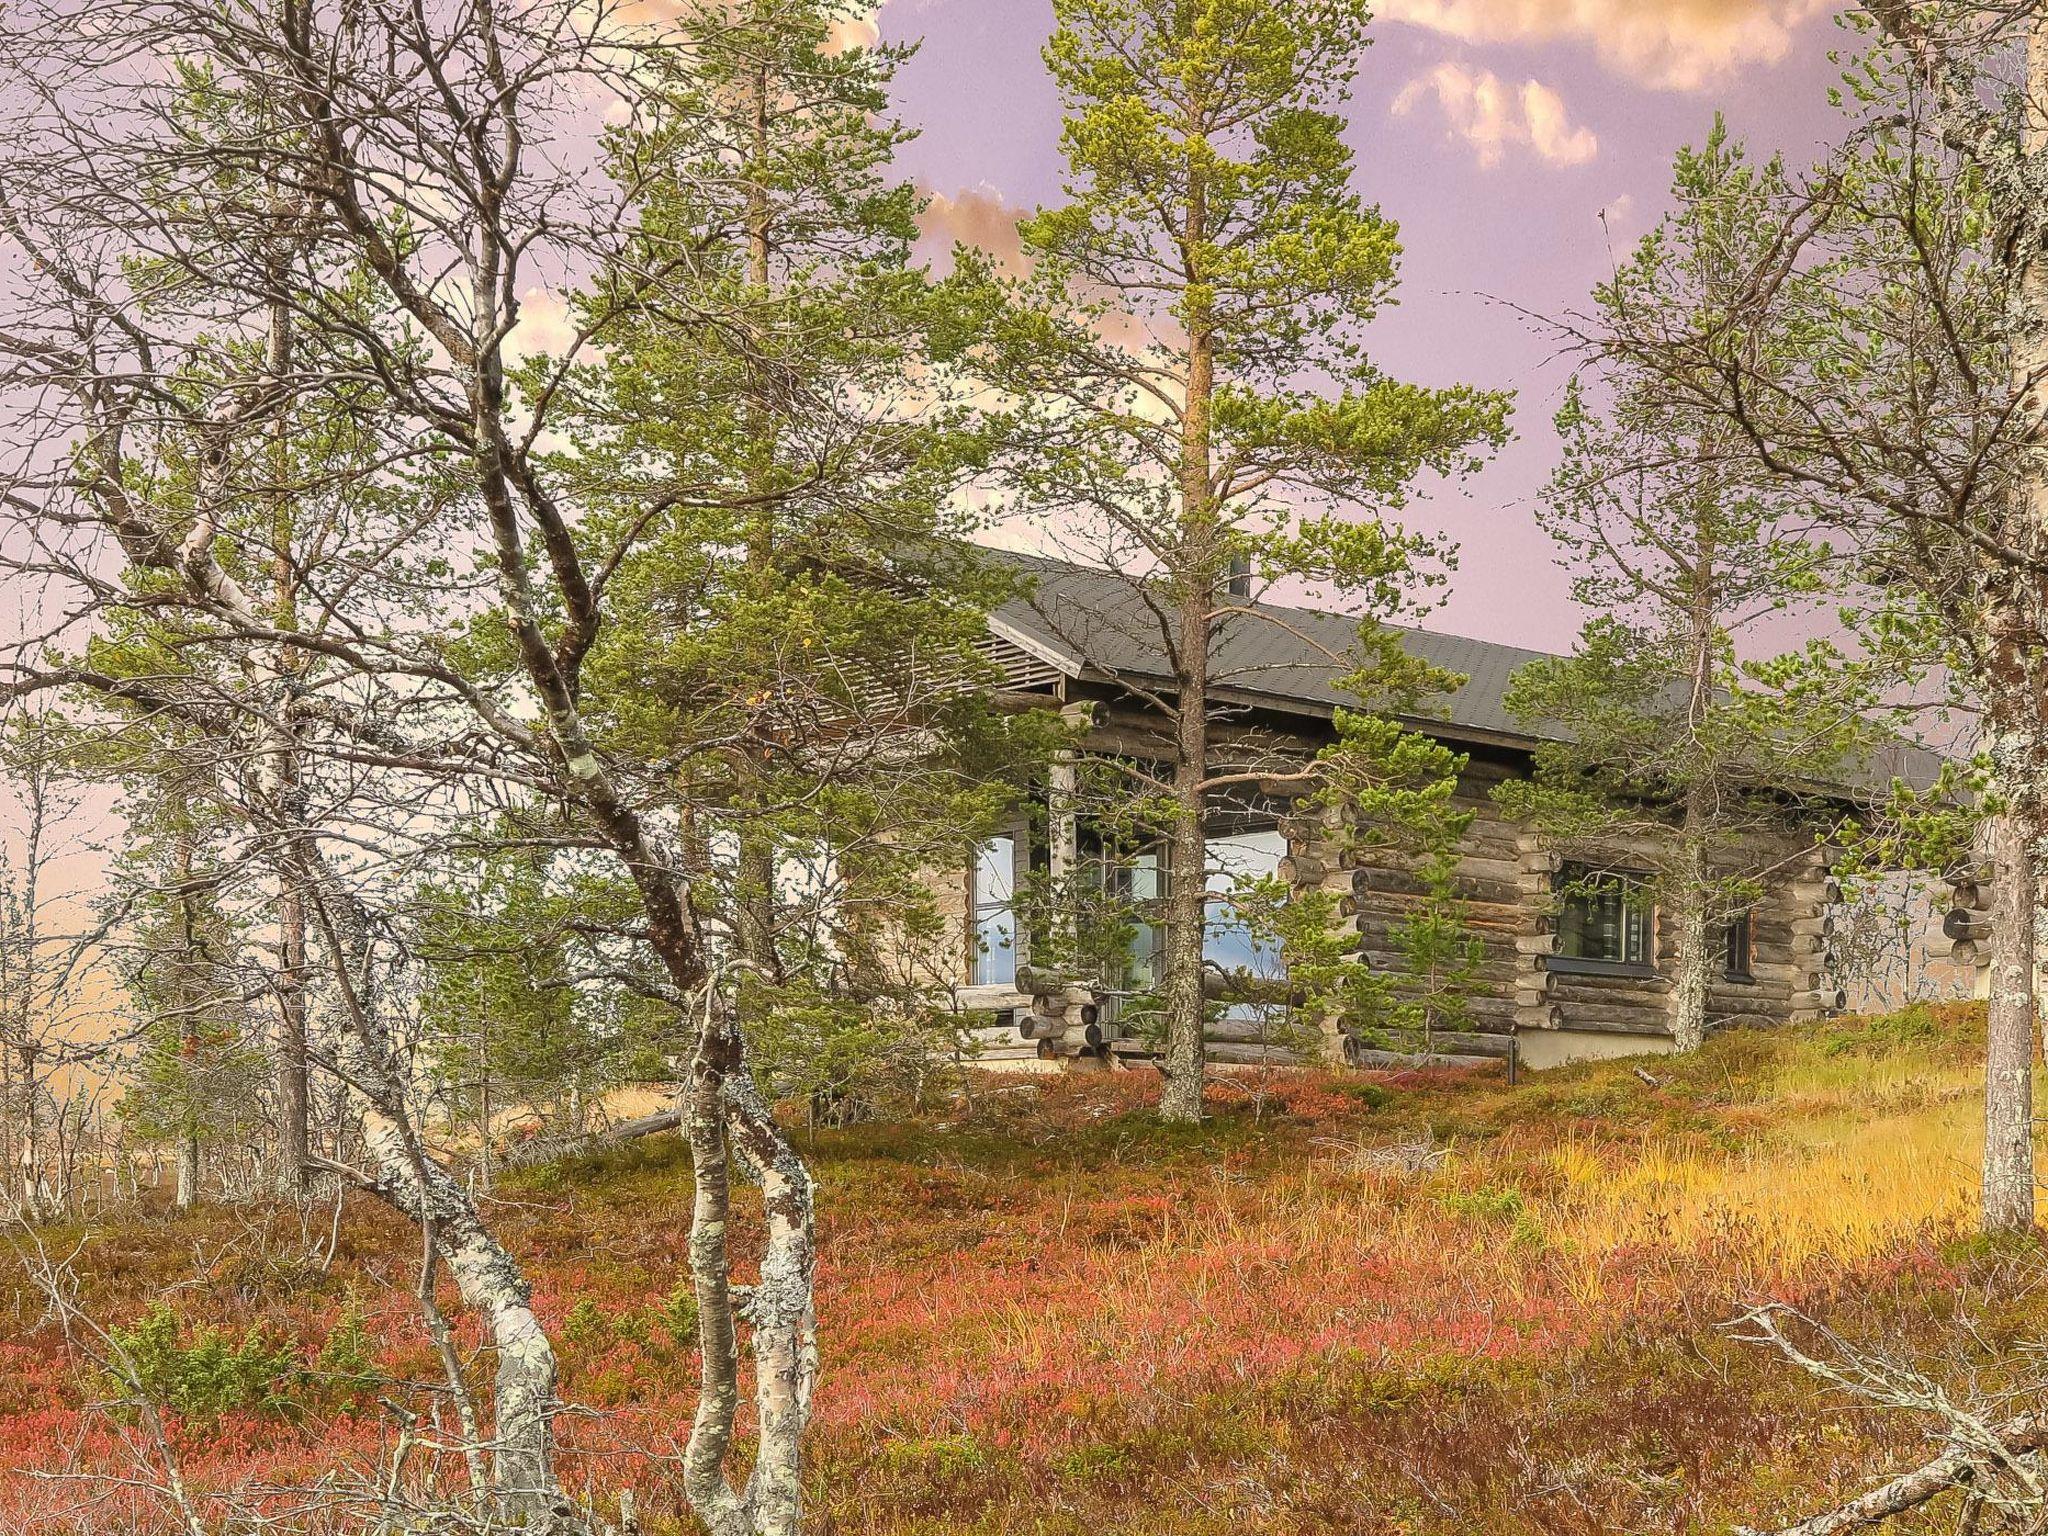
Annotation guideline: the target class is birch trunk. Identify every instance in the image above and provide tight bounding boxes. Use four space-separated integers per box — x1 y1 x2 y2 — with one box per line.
301 878 578 1524
1672 447 1719 1059
1982 810 2037 1233
14 1045 40 1220
174 1047 201 1210
174 824 202 1212
1973 11 2048 1236
681 995 819 1536
273 882 310 1199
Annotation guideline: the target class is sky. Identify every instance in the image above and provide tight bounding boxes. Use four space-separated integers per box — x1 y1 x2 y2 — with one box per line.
871 0 1860 653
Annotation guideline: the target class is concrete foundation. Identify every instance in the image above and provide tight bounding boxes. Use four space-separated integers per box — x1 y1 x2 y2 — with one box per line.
1515 1027 1680 1072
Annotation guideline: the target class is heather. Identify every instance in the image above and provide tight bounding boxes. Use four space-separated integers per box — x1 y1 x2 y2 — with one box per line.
0 1001 2028 1534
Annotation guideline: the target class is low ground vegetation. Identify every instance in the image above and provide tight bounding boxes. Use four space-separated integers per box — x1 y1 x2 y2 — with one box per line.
0 1002 2031 1533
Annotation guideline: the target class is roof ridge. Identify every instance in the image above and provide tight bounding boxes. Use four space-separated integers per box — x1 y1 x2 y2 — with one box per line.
976 542 1562 662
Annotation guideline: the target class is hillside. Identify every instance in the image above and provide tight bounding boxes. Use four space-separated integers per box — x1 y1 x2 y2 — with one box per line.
2 1003 2035 1535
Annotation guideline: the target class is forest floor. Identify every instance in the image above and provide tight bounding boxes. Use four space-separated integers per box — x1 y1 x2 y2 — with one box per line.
1 1000 2038 1535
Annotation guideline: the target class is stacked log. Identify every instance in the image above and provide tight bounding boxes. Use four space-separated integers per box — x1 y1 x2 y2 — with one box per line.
1511 830 1558 1035
1786 847 1846 1019
1940 862 1995 974
1285 791 1363 1066
1014 977 1111 1057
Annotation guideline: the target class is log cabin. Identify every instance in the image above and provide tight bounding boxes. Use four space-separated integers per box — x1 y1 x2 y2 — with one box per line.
933 550 1950 1074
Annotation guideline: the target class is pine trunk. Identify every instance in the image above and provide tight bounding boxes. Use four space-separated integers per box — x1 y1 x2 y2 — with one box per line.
1158 87 1214 1127
732 40 781 992
1670 892 1712 1054
1159 712 1209 1123
264 149 312 1205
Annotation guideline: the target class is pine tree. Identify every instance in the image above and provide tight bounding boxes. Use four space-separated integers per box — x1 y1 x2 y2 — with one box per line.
972 0 1509 1119
1498 126 1883 1055
116 801 264 1210
548 0 1031 1106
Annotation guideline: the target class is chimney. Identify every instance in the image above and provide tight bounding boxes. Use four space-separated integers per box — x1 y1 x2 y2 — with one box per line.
1225 556 1252 600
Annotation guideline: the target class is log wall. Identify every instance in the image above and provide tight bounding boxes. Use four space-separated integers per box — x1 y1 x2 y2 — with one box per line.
934 724 1844 1071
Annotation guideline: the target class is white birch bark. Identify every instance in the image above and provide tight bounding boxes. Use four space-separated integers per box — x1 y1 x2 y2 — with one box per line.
1982 812 2036 1232
1869 0 2048 1235
298 872 576 1525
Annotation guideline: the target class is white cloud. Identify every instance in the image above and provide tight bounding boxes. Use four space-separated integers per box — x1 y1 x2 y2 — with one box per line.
916 184 1174 355
1393 64 1598 169
916 185 1027 273
823 5 882 54
1376 0 1831 92
507 286 580 363
1597 192 1638 236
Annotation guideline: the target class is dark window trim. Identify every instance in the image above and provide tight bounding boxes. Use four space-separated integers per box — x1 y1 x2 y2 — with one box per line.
1554 861 1655 968
1721 910 1755 984
1545 954 1658 980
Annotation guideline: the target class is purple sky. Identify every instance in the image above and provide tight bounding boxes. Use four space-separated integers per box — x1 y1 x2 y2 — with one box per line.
877 0 1855 652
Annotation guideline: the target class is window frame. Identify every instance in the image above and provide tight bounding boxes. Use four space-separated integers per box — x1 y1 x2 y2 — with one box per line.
1721 910 1755 983
1082 823 1164 989
1202 824 1289 982
1550 863 1657 977
968 832 1021 988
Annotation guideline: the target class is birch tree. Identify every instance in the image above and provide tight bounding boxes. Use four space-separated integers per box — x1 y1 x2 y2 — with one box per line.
0 0 904 1526
0 720 119 1220
1850 1 2048 1237
1556 17 2048 1231
973 0 1509 1121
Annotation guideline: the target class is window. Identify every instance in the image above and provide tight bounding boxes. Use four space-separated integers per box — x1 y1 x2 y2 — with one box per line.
971 836 1017 987
1204 828 1287 979
1555 865 1653 968
1105 845 1163 987
1723 911 1753 980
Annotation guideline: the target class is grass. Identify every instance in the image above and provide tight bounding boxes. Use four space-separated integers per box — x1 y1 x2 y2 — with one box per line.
0 1000 2036 1534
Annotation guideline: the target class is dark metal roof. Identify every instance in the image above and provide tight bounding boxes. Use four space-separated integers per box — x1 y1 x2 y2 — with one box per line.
981 547 1945 795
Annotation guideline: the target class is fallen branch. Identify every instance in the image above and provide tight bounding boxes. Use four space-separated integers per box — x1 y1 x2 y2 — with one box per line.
1733 1302 2048 1535
496 1109 682 1170
1739 1411 2048 1536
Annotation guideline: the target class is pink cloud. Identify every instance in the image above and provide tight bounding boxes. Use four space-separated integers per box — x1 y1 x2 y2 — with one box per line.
1378 0 1831 92
1393 64 1598 169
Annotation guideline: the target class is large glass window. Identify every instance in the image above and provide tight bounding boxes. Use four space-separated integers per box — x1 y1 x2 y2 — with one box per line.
1204 828 1287 979
971 836 1017 986
1556 864 1652 966
1102 844 1163 988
